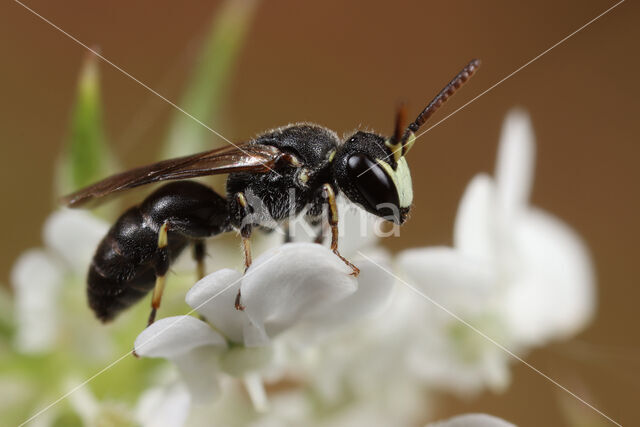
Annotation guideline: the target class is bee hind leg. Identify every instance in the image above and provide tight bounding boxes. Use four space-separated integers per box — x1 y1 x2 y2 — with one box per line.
148 221 171 326
193 240 206 281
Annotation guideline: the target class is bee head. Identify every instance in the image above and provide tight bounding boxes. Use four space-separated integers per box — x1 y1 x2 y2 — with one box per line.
333 131 413 225
332 60 481 225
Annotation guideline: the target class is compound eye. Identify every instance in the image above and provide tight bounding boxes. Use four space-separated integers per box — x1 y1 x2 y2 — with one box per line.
346 154 400 216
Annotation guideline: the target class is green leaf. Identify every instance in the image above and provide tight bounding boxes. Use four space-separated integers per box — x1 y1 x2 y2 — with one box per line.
57 54 115 196
0 285 13 339
163 0 260 158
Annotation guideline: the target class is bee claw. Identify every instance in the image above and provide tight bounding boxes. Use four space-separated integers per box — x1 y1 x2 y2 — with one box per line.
235 290 245 311
333 250 359 277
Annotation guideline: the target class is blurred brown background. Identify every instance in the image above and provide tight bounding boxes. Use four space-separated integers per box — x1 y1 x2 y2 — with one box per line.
1 0 638 425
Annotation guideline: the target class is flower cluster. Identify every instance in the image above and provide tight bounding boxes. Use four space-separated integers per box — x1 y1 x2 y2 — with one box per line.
395 110 596 394
2 0 602 422
122 111 595 425
1 31 597 423
6 110 595 426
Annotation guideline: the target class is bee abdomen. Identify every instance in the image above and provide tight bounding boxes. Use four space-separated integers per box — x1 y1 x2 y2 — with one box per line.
87 206 189 322
87 181 230 322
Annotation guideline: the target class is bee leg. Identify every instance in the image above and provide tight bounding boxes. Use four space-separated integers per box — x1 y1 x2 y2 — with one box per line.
191 240 209 322
302 214 325 244
313 220 326 244
192 240 206 281
235 192 252 311
235 227 252 311
321 183 359 277
148 221 171 326
283 222 292 244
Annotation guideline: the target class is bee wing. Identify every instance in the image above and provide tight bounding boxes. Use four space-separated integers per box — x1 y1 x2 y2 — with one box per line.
62 143 284 208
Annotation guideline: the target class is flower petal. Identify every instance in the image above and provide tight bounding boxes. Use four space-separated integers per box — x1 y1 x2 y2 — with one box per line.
186 269 246 343
503 209 596 346
173 347 222 403
136 382 191 427
218 345 273 376
427 413 516 427
134 315 226 358
397 246 496 314
305 249 395 328
241 243 357 346
408 337 511 396
134 316 226 403
453 174 497 261
494 109 535 220
43 209 109 274
10 249 63 353
243 373 269 412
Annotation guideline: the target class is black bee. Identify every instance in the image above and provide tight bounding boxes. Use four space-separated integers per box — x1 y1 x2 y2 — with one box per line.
63 59 480 325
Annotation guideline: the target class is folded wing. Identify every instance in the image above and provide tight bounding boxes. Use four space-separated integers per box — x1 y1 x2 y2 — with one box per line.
63 143 284 208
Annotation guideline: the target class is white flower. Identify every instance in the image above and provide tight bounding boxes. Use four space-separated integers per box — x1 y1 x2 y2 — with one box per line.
426 413 515 427
43 208 109 274
136 382 192 427
11 250 62 353
134 242 394 410
237 243 358 345
10 209 108 353
66 378 136 426
396 109 596 392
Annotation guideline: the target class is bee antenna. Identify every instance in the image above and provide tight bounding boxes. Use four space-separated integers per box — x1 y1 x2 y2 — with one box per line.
393 103 407 144
400 59 481 154
384 103 408 164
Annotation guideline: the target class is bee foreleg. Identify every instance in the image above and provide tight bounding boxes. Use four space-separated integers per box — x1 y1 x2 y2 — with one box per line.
321 184 359 277
235 192 252 311
314 224 325 244
303 215 325 244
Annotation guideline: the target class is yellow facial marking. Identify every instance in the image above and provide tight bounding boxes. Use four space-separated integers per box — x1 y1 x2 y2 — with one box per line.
384 138 403 164
403 132 416 155
375 157 413 208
